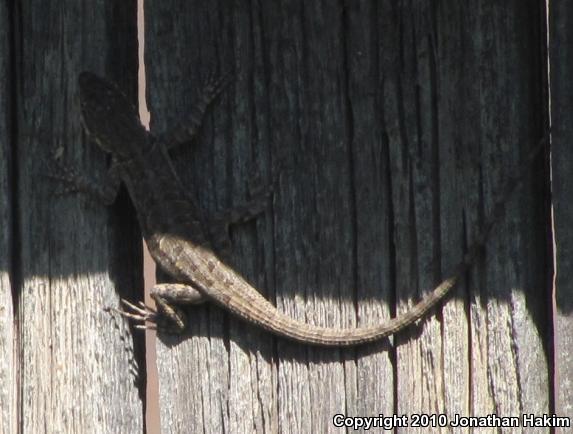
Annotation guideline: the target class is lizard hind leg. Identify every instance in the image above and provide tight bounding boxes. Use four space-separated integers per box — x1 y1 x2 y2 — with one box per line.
115 283 206 334
208 187 272 256
150 283 207 334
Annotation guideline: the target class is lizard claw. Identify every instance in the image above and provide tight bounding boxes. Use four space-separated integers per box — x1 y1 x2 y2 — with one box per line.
109 299 160 330
45 159 90 199
121 299 156 316
134 323 157 331
52 185 81 197
202 69 234 100
45 159 78 182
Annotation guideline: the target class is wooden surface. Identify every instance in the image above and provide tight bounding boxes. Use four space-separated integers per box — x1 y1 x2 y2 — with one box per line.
1 1 566 434
0 1 15 433
144 1 550 433
8 2 144 433
549 1 573 429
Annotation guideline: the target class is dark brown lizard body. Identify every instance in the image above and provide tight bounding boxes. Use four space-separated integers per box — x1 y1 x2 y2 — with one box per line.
57 72 540 346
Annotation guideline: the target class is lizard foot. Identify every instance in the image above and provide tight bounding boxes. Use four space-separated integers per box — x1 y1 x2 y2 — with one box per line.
111 285 205 334
45 159 85 196
110 299 159 331
45 158 119 204
113 298 188 334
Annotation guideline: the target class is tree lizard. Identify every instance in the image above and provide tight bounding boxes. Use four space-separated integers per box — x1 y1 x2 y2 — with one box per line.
50 72 543 346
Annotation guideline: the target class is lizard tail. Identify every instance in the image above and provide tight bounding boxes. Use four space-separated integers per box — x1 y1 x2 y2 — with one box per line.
203 251 472 346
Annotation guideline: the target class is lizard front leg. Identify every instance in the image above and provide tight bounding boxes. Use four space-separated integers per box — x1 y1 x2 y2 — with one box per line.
117 283 206 333
160 72 233 150
47 158 121 205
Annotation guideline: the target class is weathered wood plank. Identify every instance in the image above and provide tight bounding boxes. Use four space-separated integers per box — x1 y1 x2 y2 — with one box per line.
383 3 548 434
145 1 549 433
435 4 474 428
384 4 448 429
344 0 394 421
146 3 273 432
466 4 548 433
550 1 573 429
0 2 16 433
16 2 143 433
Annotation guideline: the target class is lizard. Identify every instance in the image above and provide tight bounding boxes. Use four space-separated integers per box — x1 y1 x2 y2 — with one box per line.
51 71 543 346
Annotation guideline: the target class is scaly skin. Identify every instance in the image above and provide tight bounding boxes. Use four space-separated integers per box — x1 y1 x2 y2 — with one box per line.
73 71 540 346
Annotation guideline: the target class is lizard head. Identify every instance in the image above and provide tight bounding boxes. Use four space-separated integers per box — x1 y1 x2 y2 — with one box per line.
78 72 148 160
